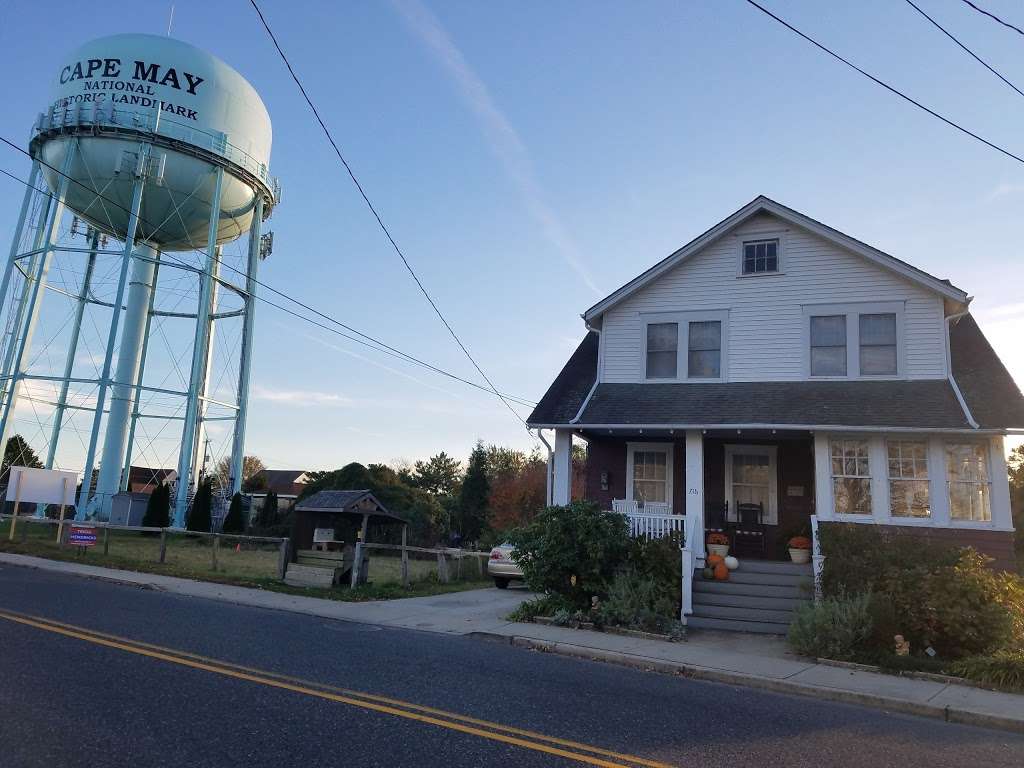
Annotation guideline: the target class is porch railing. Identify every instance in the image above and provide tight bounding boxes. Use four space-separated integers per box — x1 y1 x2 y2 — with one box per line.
810 514 824 601
625 512 686 539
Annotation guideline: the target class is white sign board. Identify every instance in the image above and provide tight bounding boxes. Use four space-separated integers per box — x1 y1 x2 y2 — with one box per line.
6 467 77 505
313 528 336 544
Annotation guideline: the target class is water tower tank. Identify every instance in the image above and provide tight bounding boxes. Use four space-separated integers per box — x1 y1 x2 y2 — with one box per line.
33 33 275 249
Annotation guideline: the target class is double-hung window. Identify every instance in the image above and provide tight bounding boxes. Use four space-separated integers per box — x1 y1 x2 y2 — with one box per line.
830 439 872 514
810 315 847 376
860 314 897 375
643 312 726 380
627 443 673 507
645 323 678 379
887 440 930 518
946 443 991 522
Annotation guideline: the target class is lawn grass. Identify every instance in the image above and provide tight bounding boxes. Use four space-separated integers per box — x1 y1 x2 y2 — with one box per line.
0 517 490 601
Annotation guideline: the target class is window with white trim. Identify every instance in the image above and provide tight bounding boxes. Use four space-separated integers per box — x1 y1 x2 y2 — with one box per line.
887 440 930 518
742 238 779 274
687 320 721 378
645 322 678 379
946 443 991 522
860 313 897 376
811 315 847 376
628 447 671 504
830 439 872 514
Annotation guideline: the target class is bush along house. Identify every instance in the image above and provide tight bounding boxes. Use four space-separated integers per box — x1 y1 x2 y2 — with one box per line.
528 196 1024 633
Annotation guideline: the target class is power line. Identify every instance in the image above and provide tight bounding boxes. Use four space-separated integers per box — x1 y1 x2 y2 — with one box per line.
0 152 536 408
903 0 1024 99
959 0 1024 37
247 0 530 429
743 0 1024 165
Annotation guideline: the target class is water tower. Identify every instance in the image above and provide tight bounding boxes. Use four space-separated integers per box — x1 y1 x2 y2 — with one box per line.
0 34 279 525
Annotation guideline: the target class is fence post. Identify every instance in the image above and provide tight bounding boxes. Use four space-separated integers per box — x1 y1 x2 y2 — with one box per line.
277 537 289 580
350 542 363 588
102 525 110 556
436 551 449 583
212 534 219 572
476 552 484 578
400 525 409 588
8 470 23 541
159 528 167 563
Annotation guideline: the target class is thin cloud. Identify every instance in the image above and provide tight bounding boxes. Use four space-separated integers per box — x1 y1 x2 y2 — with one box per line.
985 182 1024 202
390 0 600 294
251 385 354 408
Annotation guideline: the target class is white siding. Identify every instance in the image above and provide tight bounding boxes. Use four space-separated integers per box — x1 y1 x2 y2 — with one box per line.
601 213 947 383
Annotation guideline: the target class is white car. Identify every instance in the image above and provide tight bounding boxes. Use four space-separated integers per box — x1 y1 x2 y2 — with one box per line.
486 543 523 589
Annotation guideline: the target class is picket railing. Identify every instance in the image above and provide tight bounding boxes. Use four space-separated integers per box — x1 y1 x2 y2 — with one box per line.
625 512 686 539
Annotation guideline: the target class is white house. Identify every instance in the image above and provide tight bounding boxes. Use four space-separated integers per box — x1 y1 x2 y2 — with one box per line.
528 196 1024 632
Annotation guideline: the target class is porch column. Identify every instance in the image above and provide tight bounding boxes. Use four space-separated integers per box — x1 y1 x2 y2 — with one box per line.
552 429 573 506
684 430 705 562
813 432 833 521
990 435 1013 530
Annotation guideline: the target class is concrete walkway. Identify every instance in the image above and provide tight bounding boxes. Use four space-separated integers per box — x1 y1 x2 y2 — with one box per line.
2 552 1021 734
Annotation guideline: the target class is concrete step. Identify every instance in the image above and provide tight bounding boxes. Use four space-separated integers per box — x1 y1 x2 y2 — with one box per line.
722 569 812 588
694 579 808 600
686 615 789 635
692 603 796 624
284 563 338 588
692 591 806 612
729 559 812 576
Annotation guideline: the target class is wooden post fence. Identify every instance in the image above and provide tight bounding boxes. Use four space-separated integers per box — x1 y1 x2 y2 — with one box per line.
277 537 289 580
7 470 23 541
400 525 409 587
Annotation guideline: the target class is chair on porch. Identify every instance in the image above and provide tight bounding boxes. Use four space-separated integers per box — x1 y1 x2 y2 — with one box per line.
732 502 768 557
611 499 639 515
704 501 729 531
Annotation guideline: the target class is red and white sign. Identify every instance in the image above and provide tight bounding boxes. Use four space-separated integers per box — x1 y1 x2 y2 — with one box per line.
68 526 97 547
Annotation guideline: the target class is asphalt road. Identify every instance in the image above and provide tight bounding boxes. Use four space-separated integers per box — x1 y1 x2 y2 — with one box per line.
0 565 1022 767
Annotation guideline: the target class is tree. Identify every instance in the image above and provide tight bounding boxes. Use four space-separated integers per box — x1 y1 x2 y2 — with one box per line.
213 455 265 492
1009 444 1024 557
1 434 43 485
258 489 279 529
488 451 547 532
142 480 170 528
456 442 489 543
222 492 245 534
187 477 213 533
410 452 462 495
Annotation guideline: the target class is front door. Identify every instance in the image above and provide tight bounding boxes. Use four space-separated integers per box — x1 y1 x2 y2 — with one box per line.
724 445 778 525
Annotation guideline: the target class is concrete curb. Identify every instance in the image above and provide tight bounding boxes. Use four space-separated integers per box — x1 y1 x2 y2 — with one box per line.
495 635 1024 736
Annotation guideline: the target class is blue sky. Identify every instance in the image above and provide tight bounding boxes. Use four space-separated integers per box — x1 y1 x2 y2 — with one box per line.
1 0 1022 470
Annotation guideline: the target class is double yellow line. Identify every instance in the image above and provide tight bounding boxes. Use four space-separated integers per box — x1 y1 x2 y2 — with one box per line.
0 609 675 768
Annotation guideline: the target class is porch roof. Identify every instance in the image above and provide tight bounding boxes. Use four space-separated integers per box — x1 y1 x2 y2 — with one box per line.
528 314 1024 431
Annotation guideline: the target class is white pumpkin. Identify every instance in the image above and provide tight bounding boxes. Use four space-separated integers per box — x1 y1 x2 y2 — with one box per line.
724 556 739 571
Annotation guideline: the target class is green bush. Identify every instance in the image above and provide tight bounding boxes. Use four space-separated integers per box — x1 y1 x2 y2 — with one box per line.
141 481 170 529
951 650 1024 693
817 524 1015 659
788 593 874 661
506 501 629 608
595 569 682 636
221 492 245 534
507 594 572 623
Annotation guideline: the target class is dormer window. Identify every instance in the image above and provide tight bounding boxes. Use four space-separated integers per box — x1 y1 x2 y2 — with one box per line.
742 238 779 275
642 311 728 381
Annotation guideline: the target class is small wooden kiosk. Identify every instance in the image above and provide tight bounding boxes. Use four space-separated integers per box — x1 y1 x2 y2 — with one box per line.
291 490 406 587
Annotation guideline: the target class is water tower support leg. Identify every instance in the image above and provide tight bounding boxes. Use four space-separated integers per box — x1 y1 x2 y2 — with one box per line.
189 247 222 492
173 167 225 528
229 196 264 494
120 255 161 491
77 164 147 518
45 231 99 473
0 146 76 463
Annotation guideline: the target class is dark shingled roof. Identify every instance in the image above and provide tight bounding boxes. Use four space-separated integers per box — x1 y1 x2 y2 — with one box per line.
527 314 1024 430
295 489 406 523
528 332 599 425
950 314 1024 429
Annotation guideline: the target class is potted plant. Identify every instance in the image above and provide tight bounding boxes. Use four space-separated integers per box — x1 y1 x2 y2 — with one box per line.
706 531 730 558
787 536 812 564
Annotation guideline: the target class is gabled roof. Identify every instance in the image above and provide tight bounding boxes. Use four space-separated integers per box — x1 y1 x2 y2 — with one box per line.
527 315 1024 431
583 196 968 322
294 489 406 524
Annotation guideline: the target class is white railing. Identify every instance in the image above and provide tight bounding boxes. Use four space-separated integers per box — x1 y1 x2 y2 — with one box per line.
626 512 686 539
810 514 824 601
680 513 697 620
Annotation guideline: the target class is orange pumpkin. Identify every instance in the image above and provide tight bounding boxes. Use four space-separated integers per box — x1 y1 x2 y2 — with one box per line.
713 562 729 581
706 554 724 568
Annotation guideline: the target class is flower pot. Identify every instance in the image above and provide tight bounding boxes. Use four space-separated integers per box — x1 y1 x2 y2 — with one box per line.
789 547 811 564
708 543 730 558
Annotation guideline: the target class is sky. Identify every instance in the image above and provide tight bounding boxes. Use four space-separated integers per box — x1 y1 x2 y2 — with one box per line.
0 0 1022 472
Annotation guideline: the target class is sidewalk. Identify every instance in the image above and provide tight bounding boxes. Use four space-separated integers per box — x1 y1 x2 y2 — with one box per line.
3 552 1022 734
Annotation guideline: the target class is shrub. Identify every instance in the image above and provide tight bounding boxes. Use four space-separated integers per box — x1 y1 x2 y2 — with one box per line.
951 650 1024 693
186 478 213 533
507 594 571 623
221 492 245 534
141 481 170 529
788 593 874 661
595 569 682 636
505 501 629 608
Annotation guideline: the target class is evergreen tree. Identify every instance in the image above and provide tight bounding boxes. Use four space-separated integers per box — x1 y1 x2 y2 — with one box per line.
222 492 245 534
142 481 170 529
457 442 490 543
259 489 280 529
1 434 43 485
187 477 213 533
410 452 462 495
